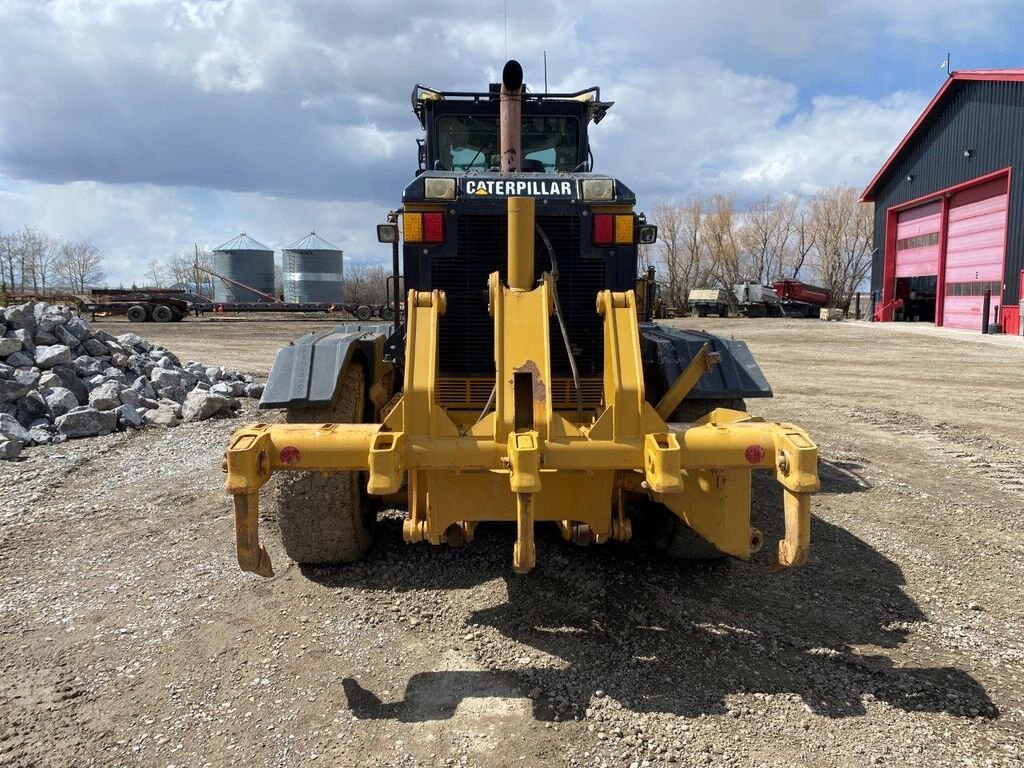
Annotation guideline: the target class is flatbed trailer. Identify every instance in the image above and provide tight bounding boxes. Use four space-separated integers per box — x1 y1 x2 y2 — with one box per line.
82 292 396 323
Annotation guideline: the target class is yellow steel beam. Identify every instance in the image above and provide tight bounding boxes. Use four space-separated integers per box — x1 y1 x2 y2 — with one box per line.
654 342 721 421
592 290 645 441
489 271 555 443
223 419 817 479
507 196 535 291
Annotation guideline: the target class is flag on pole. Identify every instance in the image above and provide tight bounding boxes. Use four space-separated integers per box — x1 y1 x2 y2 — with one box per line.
941 55 949 70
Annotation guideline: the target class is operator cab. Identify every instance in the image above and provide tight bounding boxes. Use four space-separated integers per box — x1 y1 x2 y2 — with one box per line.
411 82 611 174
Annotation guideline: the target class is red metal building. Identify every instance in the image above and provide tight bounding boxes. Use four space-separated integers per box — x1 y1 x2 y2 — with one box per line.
861 70 1024 335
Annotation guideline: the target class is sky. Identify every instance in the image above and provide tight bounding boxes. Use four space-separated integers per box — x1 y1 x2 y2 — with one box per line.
1 0 1022 285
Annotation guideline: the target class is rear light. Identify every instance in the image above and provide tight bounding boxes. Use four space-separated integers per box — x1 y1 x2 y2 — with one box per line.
404 213 423 242
403 212 445 243
615 215 633 244
593 214 613 245
423 212 444 243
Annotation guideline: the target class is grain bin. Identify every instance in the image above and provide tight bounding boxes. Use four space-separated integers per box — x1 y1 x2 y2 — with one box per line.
212 233 276 303
282 232 344 304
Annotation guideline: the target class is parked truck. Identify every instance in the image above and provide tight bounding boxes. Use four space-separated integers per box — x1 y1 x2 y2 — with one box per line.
772 280 833 316
731 280 833 318
687 287 730 317
734 282 782 317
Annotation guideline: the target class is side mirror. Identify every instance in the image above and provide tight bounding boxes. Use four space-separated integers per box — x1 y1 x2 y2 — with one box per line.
638 224 658 245
377 223 399 244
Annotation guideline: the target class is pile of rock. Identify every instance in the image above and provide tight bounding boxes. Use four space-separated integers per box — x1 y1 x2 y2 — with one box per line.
0 302 264 460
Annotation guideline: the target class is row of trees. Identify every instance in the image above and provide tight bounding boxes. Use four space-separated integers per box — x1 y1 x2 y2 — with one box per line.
645 186 873 310
0 227 105 294
144 249 218 296
343 263 390 304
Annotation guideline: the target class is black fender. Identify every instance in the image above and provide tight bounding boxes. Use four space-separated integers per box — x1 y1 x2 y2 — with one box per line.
260 323 393 409
639 323 772 404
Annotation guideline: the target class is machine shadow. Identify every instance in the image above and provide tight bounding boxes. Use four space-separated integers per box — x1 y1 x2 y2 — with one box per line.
308 475 997 724
817 459 872 494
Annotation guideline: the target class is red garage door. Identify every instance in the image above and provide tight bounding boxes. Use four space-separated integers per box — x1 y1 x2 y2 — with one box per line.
895 201 941 277
942 177 1008 330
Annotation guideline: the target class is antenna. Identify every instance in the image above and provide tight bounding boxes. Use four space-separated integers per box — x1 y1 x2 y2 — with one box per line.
504 0 508 60
544 50 548 93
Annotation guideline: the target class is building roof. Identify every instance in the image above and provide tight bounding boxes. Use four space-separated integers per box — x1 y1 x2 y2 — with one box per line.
284 231 341 251
213 233 273 252
860 70 1024 202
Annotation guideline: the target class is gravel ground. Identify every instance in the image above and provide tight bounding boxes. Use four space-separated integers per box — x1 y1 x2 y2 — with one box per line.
1 316 1022 767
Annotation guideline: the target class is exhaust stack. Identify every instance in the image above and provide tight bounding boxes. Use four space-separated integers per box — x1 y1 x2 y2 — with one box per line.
500 59 523 174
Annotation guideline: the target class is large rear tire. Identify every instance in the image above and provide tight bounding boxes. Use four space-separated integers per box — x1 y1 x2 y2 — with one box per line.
126 305 147 323
652 397 747 560
273 365 375 564
152 304 173 323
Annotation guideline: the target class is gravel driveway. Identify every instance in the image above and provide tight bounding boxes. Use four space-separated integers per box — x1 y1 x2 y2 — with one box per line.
1 317 1021 767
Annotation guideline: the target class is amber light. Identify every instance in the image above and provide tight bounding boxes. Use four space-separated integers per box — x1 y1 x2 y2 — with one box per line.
615 215 634 244
404 213 423 242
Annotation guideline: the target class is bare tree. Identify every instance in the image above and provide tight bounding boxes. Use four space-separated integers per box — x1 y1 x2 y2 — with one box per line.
191 247 215 297
0 231 20 291
145 259 166 288
740 194 797 283
650 196 712 310
343 263 389 304
650 199 686 309
56 240 105 293
166 253 192 287
807 186 874 308
704 193 744 298
30 233 62 294
787 203 816 279
0 227 57 292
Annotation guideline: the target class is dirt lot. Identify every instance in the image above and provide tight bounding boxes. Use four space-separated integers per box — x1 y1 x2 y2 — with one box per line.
1 316 1022 767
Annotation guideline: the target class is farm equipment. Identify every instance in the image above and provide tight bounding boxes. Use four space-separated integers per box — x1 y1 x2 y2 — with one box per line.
224 61 819 576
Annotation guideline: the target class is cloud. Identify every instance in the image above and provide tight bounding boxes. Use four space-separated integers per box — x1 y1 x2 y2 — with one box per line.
0 179 389 285
727 91 928 196
0 0 1020 284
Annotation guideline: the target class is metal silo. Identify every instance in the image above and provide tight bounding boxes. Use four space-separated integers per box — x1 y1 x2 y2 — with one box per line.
212 233 276 303
282 232 344 304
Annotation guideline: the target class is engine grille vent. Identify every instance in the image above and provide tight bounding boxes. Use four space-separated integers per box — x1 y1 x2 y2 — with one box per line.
436 377 603 409
431 215 605 377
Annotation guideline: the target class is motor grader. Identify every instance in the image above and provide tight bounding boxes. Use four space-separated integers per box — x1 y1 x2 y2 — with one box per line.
224 61 819 576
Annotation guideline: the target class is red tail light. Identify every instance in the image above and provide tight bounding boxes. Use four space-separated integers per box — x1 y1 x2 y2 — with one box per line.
592 214 613 245
424 212 445 243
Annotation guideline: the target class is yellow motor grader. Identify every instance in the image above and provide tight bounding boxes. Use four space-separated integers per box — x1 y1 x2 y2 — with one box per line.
224 61 819 576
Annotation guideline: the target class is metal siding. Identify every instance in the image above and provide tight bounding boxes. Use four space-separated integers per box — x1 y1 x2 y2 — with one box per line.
282 249 344 304
870 80 1024 306
212 248 276 303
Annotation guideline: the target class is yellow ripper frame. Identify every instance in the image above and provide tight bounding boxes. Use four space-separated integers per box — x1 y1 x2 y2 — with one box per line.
224 197 819 576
